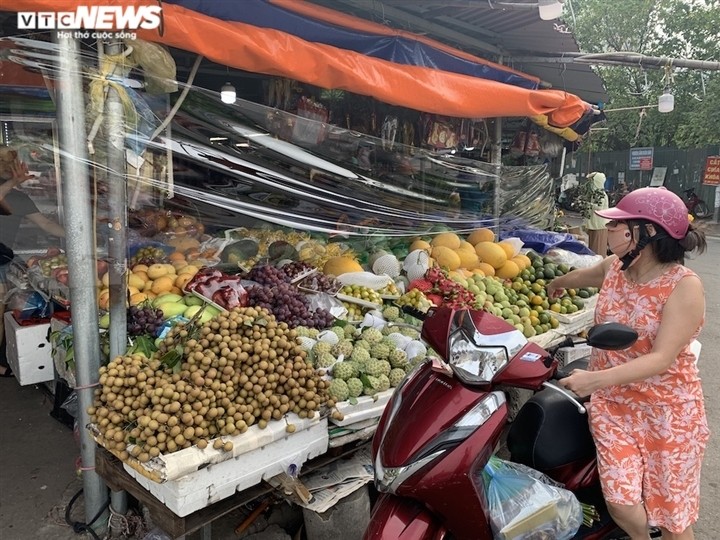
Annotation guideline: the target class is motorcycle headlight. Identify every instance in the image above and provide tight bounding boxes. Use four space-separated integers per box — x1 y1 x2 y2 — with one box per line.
447 310 526 385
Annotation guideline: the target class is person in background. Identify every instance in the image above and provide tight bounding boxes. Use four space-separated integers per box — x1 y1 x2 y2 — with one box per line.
547 187 708 540
584 171 609 256
0 156 65 377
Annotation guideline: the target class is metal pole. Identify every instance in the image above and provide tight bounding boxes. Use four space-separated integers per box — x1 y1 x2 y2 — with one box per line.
713 185 720 223
55 32 109 534
104 37 129 519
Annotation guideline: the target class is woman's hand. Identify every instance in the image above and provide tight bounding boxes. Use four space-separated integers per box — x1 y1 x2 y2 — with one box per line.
557 369 602 398
9 159 34 186
546 279 565 299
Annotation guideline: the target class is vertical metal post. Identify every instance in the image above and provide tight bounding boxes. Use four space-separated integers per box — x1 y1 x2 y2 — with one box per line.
55 32 108 534
104 37 129 518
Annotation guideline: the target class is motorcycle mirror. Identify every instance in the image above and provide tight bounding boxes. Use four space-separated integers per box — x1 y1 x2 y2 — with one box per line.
586 322 638 350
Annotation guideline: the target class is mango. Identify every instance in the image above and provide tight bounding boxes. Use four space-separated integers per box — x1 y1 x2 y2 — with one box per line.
156 301 189 319
183 294 204 306
152 293 184 307
183 305 215 323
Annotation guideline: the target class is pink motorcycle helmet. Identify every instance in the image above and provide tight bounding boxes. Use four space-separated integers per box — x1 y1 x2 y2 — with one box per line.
595 187 690 239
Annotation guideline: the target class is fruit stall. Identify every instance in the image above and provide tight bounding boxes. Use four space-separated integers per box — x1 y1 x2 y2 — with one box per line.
0 7 605 536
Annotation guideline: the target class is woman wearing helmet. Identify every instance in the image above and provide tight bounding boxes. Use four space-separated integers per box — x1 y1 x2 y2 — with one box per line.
547 187 708 540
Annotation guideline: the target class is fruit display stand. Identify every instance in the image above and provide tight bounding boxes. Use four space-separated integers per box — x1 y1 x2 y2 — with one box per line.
92 413 328 517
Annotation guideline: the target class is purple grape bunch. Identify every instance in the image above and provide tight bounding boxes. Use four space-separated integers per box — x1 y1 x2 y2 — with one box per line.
246 282 334 329
245 265 290 286
127 305 165 336
280 261 315 280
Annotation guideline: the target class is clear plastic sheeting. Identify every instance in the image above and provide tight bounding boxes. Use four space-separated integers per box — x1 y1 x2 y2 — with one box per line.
1 35 556 264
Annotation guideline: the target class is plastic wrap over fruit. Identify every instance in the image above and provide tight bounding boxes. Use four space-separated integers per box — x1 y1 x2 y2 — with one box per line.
336 272 394 290
360 310 386 330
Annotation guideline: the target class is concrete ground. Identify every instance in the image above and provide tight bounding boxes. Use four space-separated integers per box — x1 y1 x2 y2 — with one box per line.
1 218 719 540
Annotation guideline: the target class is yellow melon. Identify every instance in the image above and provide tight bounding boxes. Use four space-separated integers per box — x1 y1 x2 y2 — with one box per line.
475 242 507 269
458 240 475 252
514 254 532 268
476 262 496 277
472 268 486 278
323 256 363 277
431 246 461 271
409 239 432 252
467 228 495 245
132 264 149 273
430 232 462 250
497 241 517 260
455 248 480 269
127 273 146 290
511 255 528 271
496 260 521 279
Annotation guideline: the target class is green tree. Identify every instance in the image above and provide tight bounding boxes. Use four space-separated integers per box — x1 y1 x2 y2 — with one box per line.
570 0 719 150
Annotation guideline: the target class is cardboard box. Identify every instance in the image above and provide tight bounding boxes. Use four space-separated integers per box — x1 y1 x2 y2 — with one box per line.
4 312 54 386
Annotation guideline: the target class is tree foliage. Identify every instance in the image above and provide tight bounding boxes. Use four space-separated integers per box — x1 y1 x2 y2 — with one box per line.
569 0 719 150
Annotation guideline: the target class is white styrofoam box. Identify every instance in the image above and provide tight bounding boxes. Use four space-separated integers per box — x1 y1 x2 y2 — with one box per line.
330 389 394 427
123 417 329 517
118 413 323 483
556 344 592 367
3 312 53 386
553 295 598 324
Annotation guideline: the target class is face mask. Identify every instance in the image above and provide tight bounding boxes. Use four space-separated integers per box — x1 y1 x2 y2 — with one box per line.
607 222 633 257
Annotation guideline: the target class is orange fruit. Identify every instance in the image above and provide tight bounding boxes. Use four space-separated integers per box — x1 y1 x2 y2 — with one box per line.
476 262 495 277
170 286 183 295
167 251 186 262
178 265 199 276
151 275 175 294
132 264 149 273
497 242 517 260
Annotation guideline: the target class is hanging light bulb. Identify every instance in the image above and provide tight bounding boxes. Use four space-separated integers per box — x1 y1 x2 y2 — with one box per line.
658 88 674 113
220 82 236 104
538 0 563 20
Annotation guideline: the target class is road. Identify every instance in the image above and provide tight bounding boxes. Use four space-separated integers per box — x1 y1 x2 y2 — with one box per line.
688 234 719 539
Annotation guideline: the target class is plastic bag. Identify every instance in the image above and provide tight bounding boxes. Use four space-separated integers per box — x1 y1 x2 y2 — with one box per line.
480 456 582 540
543 248 603 270
501 229 593 255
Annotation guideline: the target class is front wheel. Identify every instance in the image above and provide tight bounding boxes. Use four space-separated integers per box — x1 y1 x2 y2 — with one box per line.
692 201 712 219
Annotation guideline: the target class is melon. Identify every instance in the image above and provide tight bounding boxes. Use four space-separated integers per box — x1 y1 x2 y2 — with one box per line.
323 256 363 277
409 239 432 252
430 232 462 249
456 248 480 269
511 255 528 271
467 228 495 245
475 242 507 269
497 241 517 260
430 246 461 271
476 262 496 277
496 260 521 279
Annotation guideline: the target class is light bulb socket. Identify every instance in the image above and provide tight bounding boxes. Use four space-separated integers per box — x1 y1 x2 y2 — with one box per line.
220 82 236 104
658 91 674 113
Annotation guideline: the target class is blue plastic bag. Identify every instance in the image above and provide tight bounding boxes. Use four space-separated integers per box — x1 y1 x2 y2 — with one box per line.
501 228 593 255
480 456 582 540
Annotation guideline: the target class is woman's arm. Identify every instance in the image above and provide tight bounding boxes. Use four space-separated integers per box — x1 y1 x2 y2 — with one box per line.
27 212 66 238
559 275 705 397
546 255 615 298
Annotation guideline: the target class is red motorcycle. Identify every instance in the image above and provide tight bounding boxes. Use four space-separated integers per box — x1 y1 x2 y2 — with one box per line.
364 306 661 540
683 187 711 219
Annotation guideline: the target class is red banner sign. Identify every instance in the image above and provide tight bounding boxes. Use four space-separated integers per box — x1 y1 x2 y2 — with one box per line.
703 156 720 186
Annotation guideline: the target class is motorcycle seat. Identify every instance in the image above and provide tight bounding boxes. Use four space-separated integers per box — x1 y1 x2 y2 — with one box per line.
506 374 596 472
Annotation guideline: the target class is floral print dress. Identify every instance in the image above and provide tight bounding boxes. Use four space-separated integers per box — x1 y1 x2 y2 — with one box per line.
588 258 709 533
